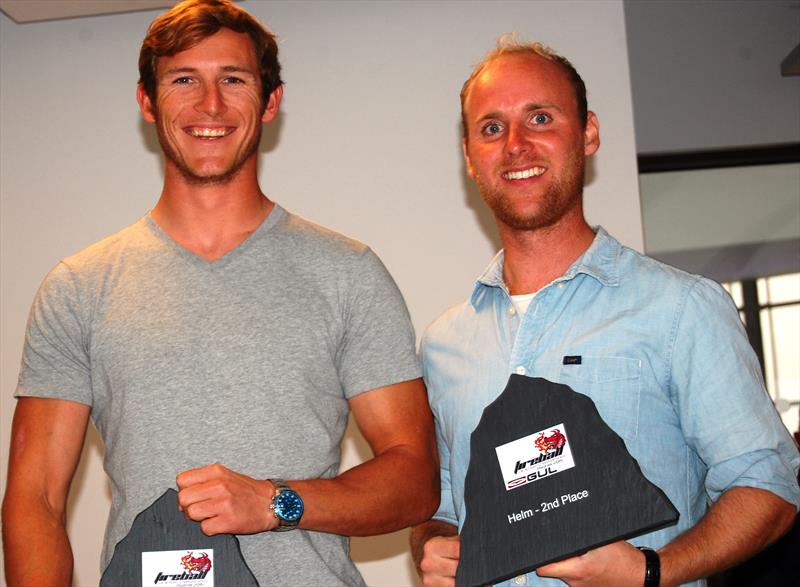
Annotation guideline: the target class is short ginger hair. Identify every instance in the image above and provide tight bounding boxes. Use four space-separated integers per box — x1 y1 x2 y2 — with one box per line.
460 35 588 136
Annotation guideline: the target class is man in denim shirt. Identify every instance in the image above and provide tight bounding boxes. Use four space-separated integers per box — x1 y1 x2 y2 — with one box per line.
411 38 799 587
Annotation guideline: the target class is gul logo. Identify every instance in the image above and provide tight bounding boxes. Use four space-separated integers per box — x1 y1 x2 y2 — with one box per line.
153 551 212 584
495 422 576 491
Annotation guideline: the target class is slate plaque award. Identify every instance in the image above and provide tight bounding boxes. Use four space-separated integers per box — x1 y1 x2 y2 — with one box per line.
100 488 258 587
456 375 679 587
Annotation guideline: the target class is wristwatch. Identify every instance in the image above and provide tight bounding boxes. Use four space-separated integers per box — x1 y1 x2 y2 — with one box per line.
269 479 304 532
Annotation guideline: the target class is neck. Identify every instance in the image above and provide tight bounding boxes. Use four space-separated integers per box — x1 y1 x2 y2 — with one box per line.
498 210 595 295
151 158 273 262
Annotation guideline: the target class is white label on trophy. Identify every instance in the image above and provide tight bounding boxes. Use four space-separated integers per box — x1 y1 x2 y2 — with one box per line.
495 423 575 491
142 549 214 587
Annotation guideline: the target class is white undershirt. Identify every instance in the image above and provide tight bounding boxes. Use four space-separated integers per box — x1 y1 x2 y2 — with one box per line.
510 292 537 316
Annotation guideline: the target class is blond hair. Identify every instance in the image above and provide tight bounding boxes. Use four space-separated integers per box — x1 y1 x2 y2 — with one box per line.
460 35 588 136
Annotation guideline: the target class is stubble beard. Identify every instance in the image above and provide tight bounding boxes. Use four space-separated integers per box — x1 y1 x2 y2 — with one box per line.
477 153 586 232
155 115 263 186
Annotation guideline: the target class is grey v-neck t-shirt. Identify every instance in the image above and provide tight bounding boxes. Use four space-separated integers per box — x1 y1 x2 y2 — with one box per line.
16 205 421 586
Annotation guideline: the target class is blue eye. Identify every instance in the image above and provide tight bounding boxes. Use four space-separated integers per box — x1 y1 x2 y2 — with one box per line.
173 77 192 85
222 76 245 84
482 121 503 136
531 112 551 125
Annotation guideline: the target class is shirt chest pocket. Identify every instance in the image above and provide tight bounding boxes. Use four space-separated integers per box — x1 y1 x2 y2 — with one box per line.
558 356 641 442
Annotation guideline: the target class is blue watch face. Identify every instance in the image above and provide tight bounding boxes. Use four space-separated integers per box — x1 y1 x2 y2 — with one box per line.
275 490 304 522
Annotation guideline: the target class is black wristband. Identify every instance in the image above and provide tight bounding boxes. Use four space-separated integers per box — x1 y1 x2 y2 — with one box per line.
637 547 660 587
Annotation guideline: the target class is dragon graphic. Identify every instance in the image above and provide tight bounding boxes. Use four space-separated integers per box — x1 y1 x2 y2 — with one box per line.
534 429 566 453
181 551 212 573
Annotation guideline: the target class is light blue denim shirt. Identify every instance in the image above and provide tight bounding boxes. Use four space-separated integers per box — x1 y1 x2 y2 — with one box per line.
421 228 800 587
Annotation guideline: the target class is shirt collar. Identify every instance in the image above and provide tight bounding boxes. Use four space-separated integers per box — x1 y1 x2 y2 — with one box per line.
469 227 621 309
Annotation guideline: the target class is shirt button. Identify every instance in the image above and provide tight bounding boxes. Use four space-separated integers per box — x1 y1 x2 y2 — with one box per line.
515 366 526 375
514 575 527 585
557 283 564 289
508 306 516 315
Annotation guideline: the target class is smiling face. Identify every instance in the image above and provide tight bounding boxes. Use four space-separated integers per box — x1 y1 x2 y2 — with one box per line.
462 53 599 233
137 27 281 186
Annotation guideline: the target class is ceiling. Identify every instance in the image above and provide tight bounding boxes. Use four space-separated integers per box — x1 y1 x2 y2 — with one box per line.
2 0 797 77
0 0 174 23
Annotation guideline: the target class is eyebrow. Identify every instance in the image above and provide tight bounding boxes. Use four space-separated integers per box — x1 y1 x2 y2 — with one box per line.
161 65 257 77
220 65 257 75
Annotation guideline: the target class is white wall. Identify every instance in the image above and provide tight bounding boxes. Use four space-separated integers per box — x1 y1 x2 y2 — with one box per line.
0 1 641 585
641 163 800 254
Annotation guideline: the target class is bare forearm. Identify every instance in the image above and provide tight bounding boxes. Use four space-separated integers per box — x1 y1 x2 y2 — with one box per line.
411 519 458 569
176 382 439 538
288 379 439 536
292 445 439 536
658 487 797 587
3 398 89 587
2 494 73 586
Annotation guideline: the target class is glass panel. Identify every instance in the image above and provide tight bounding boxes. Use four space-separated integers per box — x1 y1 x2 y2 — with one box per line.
757 277 767 303
758 273 800 306
722 281 743 308
760 308 777 399
760 304 800 434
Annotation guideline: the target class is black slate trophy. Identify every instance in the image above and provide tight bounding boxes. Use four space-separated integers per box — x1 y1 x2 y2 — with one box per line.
456 375 679 587
100 488 258 587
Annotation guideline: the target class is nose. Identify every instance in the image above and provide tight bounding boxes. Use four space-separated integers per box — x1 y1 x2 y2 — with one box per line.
505 123 531 158
194 83 226 117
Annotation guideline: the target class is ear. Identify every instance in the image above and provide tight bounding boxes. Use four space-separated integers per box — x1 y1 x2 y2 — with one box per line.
584 111 600 156
137 84 156 123
462 137 476 179
261 84 284 123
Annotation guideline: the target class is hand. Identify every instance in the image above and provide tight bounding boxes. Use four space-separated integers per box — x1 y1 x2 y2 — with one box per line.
536 541 645 587
418 535 460 587
176 463 276 536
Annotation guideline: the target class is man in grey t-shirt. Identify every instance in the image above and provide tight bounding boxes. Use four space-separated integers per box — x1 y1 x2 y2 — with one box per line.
2 1 438 585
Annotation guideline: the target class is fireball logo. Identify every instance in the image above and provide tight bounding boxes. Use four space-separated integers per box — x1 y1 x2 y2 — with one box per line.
534 429 566 453
181 551 212 573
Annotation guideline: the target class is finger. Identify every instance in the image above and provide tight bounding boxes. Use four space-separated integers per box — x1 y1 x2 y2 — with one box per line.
420 573 456 587
440 536 461 559
176 466 208 489
199 516 223 536
421 537 461 578
184 499 218 522
536 557 577 579
420 552 460 577
439 557 459 577
177 481 227 512
427 535 460 560
177 474 233 510
177 483 207 510
176 463 227 489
